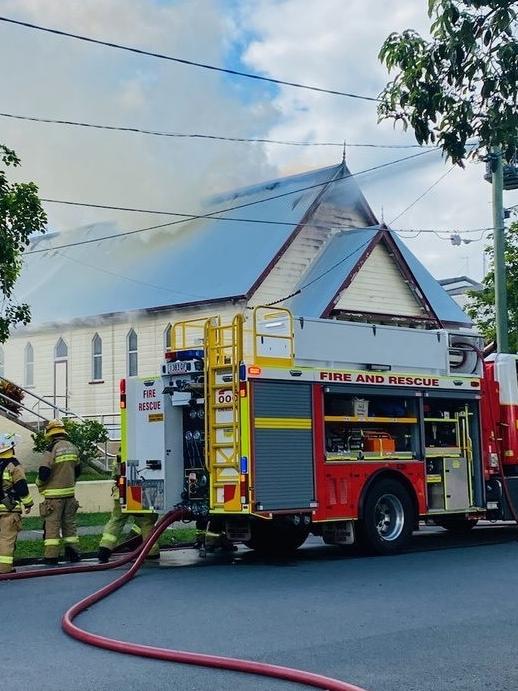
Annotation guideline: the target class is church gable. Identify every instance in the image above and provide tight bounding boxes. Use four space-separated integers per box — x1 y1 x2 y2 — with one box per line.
332 240 426 319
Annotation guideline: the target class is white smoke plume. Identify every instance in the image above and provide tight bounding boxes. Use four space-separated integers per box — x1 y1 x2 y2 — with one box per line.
0 0 278 239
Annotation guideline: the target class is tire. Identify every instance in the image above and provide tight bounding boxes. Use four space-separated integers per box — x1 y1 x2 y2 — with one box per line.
435 517 478 534
245 519 309 556
358 478 415 554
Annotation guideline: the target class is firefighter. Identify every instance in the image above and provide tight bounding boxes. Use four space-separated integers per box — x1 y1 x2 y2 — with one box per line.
97 451 158 563
37 419 81 565
0 433 33 574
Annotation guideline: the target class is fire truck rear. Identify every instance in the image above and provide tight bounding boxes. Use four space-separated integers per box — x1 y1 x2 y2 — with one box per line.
119 307 518 554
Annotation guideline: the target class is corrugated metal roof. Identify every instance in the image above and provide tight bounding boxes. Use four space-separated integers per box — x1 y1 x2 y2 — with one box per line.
391 233 472 326
17 164 344 325
286 227 472 327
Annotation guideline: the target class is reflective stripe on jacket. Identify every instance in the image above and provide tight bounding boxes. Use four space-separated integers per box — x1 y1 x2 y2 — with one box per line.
0 458 34 513
37 439 79 498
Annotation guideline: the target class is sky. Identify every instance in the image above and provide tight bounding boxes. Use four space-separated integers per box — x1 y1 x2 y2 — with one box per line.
1 0 517 282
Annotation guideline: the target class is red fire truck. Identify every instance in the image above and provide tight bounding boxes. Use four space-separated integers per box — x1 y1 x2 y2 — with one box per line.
119 308 518 555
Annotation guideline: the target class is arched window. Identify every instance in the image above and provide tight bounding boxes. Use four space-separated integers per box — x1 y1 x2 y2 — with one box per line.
164 323 172 351
0 346 4 378
55 337 68 361
92 334 102 381
24 343 34 387
127 329 138 377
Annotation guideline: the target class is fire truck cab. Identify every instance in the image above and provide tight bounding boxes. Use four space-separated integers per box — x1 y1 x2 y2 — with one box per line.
119 308 516 555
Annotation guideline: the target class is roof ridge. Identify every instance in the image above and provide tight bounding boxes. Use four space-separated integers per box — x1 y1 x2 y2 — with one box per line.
207 162 345 206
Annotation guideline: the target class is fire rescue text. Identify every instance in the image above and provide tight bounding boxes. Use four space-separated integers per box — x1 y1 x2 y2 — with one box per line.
319 371 440 387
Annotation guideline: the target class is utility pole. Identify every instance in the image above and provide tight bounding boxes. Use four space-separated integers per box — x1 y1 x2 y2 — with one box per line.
491 146 509 353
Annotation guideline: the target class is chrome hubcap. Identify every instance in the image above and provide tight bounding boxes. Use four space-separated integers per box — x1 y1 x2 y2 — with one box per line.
374 494 404 541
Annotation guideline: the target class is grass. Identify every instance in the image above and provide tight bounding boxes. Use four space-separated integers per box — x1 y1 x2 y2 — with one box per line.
26 470 108 484
15 526 197 562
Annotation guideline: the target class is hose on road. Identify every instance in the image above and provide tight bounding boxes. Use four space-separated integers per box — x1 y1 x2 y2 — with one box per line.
2 506 366 691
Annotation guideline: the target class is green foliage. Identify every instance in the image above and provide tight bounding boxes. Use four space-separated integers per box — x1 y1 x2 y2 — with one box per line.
379 1 518 164
32 418 109 467
0 378 24 416
15 527 197 561
466 221 518 350
0 144 47 342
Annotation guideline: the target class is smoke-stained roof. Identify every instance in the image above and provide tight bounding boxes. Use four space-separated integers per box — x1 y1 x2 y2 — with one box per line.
16 162 470 329
18 164 356 325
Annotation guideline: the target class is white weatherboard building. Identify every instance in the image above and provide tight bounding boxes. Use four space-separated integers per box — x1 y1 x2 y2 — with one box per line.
1 162 471 434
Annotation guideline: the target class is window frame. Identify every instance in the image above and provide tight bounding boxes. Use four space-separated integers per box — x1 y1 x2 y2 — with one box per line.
54 337 68 361
127 328 138 377
91 333 103 382
164 323 172 352
24 342 34 388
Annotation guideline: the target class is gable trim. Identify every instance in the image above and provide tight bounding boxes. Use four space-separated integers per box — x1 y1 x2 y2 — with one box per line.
382 230 442 326
246 163 379 302
321 230 443 324
321 230 383 317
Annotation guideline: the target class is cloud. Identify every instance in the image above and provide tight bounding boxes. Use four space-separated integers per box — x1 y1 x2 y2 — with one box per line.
237 0 518 280
0 0 277 233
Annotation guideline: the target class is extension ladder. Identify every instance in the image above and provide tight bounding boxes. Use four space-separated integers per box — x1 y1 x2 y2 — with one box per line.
205 314 244 513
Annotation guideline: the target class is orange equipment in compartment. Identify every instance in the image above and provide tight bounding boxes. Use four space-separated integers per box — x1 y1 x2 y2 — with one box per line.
363 431 396 454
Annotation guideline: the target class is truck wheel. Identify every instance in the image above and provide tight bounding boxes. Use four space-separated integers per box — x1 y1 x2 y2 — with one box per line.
436 517 478 534
358 479 414 554
245 520 309 556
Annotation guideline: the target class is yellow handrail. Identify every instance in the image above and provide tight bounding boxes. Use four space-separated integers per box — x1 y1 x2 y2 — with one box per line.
252 306 294 366
171 316 219 351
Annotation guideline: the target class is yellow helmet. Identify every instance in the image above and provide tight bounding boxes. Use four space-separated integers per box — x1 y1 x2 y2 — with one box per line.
45 419 67 439
0 433 18 458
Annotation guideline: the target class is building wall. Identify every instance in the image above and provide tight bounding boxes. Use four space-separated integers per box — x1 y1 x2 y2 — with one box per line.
2 301 243 419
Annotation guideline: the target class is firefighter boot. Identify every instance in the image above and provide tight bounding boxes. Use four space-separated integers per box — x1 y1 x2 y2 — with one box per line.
64 545 81 563
43 557 59 566
97 546 112 564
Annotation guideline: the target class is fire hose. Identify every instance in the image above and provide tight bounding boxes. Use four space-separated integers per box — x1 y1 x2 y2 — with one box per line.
1 507 366 691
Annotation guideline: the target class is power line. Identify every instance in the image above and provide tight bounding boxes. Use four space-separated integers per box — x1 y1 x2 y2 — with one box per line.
39 198 494 235
389 165 456 224
0 16 379 102
25 150 438 255
0 111 433 149
396 229 491 242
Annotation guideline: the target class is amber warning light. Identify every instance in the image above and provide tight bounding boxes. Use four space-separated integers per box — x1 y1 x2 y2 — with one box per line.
120 378 127 409
248 366 262 377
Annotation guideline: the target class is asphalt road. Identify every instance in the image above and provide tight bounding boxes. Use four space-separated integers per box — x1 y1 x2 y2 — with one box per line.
3 526 518 691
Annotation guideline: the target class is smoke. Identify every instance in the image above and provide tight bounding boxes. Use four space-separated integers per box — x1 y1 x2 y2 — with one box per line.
0 0 278 238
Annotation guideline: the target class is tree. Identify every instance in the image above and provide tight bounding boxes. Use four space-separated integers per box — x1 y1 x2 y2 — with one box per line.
0 145 47 343
32 419 110 475
378 1 518 164
466 221 518 349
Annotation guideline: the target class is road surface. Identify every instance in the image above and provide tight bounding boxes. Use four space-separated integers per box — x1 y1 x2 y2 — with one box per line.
3 526 518 690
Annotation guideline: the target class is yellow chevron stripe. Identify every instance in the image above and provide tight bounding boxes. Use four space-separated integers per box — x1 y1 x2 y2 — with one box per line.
254 417 312 430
